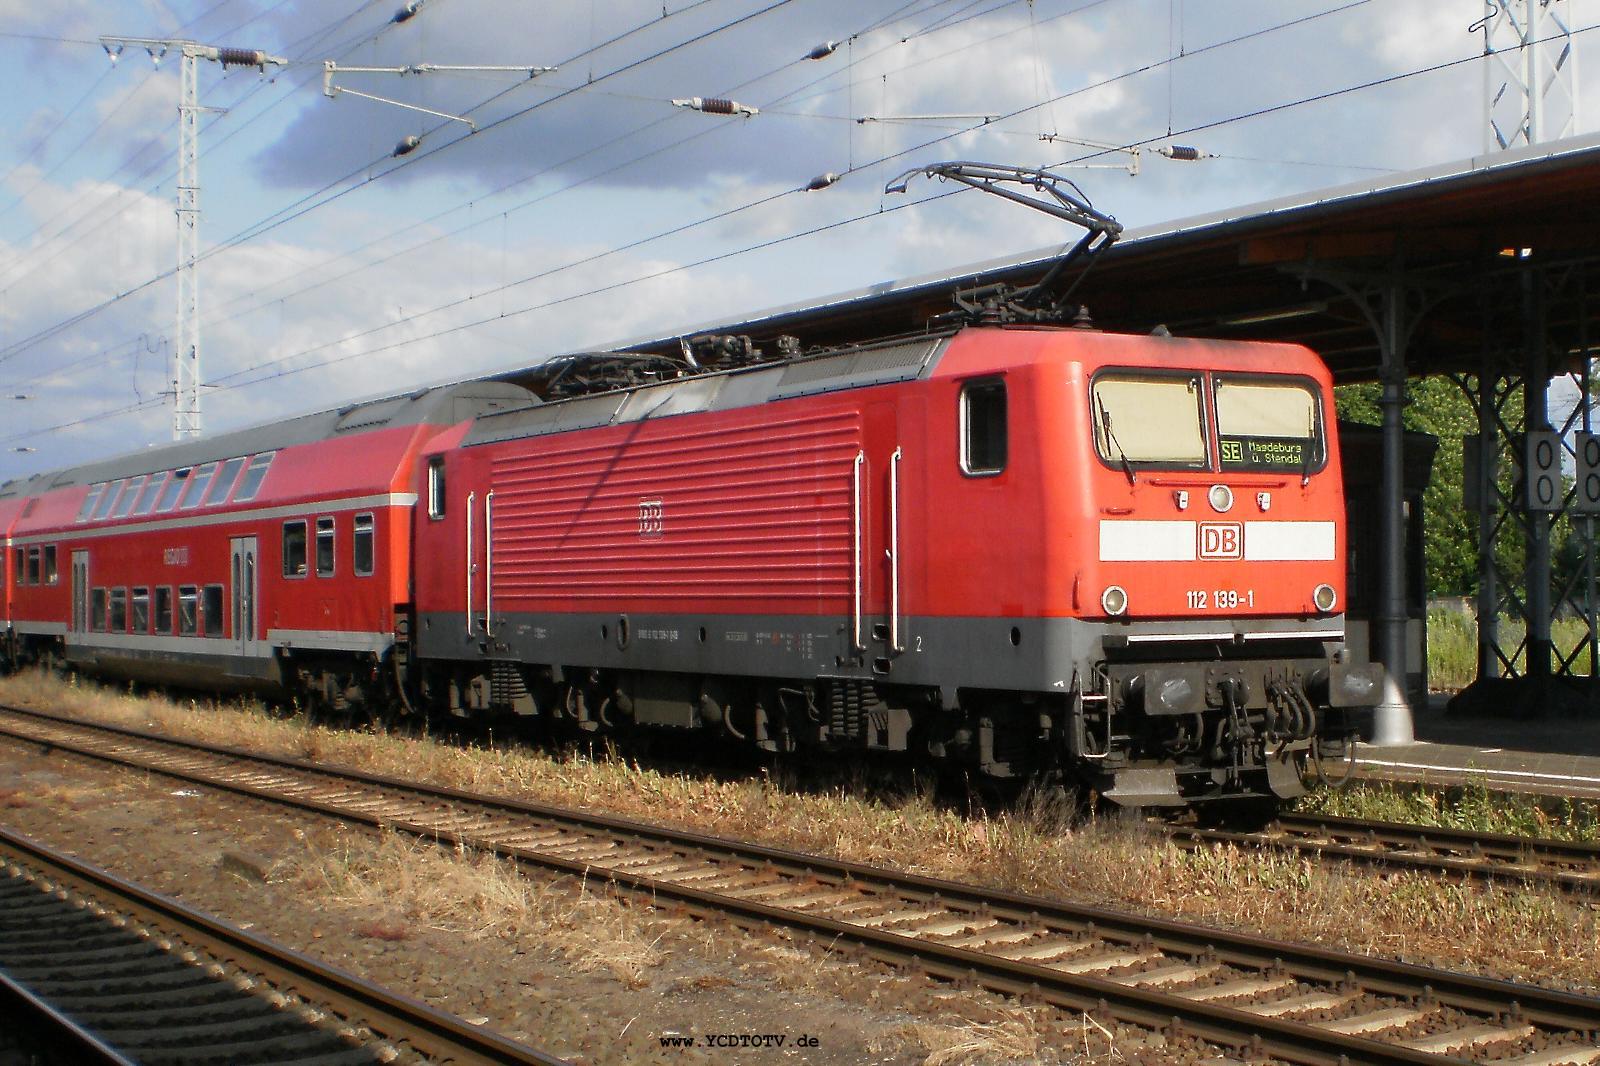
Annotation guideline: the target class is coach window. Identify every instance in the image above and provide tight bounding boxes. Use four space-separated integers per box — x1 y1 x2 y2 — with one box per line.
203 457 246 506
1091 372 1208 469
283 520 308 577
24 547 39 586
202 585 224 637
91 589 108 632
180 462 217 509
131 588 150 633
112 475 146 518
8 548 19 585
109 588 127 633
233 452 274 502
43 545 57 585
353 513 375 577
156 468 190 512
428 457 447 519
93 479 125 520
315 516 336 577
178 586 198 636
132 472 167 515
77 484 104 522
154 587 173 635
960 379 1008 476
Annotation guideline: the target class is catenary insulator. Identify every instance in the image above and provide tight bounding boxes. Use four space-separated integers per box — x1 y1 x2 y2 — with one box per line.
392 0 423 23
393 134 422 156
806 41 839 60
671 96 759 116
217 47 267 68
806 172 841 191
1157 145 1208 161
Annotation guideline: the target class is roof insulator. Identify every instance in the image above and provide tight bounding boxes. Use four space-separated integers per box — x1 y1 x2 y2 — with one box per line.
1157 145 1211 161
671 96 759 117
392 0 423 23
806 172 841 191
806 41 840 60
393 134 422 156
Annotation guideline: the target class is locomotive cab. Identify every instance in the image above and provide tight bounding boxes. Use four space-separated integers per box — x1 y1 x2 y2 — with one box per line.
1066 339 1380 809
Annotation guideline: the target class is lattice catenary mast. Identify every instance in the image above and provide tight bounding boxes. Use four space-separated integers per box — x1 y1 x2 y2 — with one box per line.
1481 0 1578 151
100 36 287 440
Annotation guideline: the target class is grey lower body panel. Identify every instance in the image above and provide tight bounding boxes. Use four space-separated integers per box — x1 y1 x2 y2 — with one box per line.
417 609 1341 692
64 638 281 692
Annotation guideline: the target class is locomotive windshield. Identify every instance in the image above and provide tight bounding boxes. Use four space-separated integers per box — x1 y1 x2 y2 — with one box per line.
1091 373 1207 467
1215 377 1323 472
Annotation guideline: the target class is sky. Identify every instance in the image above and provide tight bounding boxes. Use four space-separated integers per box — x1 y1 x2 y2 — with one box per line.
0 0 1594 481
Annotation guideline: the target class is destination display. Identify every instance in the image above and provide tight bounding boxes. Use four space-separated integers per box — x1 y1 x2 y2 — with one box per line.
1218 435 1314 470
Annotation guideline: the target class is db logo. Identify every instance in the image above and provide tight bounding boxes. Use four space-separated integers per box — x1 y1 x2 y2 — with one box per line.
1198 522 1243 559
638 498 664 538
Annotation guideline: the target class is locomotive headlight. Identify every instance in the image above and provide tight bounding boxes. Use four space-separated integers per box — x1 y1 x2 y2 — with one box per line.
1207 484 1234 513
1101 585 1128 616
1313 583 1338 613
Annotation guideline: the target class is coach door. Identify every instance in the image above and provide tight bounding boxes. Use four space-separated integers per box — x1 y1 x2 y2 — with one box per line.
230 537 262 657
70 551 89 633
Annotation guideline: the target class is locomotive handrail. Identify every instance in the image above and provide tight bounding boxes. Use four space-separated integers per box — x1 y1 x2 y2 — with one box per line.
852 450 864 652
466 490 475 635
484 490 494 638
890 446 903 654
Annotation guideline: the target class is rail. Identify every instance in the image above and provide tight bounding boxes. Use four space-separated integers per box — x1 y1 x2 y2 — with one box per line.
1165 810 1600 895
1 702 1596 1065
0 820 562 1066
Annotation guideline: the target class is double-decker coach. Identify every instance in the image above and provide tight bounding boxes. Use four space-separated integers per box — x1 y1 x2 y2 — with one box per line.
0 383 528 705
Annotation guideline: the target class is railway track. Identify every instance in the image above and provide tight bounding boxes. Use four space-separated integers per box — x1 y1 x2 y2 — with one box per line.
0 822 561 1066
1166 812 1600 895
2 702 1599 1066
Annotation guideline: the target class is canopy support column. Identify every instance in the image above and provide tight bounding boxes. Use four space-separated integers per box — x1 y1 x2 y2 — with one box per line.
1373 281 1417 745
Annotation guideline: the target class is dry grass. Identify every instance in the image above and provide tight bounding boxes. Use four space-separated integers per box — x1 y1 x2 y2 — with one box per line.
1298 779 1600 843
2 669 1596 993
281 829 666 988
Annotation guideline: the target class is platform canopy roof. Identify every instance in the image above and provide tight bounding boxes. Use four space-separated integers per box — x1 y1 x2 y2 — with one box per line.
586 133 1600 385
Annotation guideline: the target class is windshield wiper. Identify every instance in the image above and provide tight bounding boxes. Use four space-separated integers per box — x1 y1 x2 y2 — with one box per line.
1097 397 1136 486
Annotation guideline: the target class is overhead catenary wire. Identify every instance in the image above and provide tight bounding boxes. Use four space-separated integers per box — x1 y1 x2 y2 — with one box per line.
0 0 789 372
1 0 1513 449
92 0 991 369
201 4 1518 399
0 0 1027 365
52 0 1131 372
0 0 394 300
194 0 1390 385
8 0 1385 399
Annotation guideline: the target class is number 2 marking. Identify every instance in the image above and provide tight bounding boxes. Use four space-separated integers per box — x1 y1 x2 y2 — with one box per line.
915 635 924 652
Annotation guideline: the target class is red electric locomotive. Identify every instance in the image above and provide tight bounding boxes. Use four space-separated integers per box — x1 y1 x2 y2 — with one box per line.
410 324 1378 811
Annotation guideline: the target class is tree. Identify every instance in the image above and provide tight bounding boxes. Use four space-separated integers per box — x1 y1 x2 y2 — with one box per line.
1335 378 1479 597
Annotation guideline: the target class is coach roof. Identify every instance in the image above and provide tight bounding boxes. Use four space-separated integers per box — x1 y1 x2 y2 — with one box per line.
0 381 533 499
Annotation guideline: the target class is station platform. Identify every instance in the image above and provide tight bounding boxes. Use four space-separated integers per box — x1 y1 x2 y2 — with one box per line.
1349 695 1600 801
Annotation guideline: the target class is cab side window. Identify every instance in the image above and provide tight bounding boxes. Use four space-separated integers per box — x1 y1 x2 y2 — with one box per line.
960 379 1007 476
427 457 447 519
